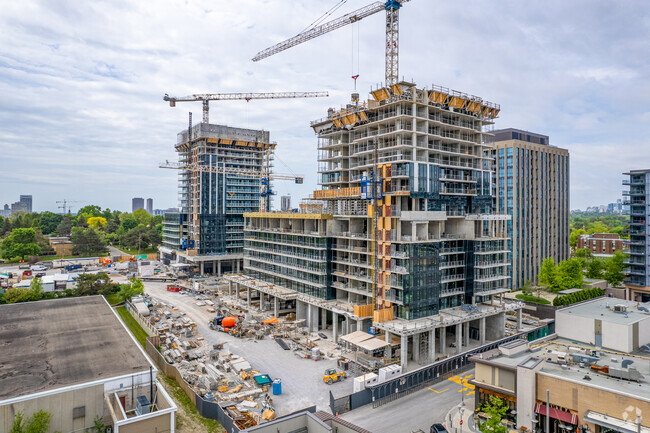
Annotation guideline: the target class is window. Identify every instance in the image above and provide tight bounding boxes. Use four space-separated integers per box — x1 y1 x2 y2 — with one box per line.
73 406 86 419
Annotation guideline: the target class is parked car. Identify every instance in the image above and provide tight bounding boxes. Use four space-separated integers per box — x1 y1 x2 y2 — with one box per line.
430 424 448 433
35 272 46 278
30 265 47 271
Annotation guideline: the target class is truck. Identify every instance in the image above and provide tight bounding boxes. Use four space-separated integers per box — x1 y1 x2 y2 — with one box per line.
167 284 182 292
65 264 83 272
323 368 345 385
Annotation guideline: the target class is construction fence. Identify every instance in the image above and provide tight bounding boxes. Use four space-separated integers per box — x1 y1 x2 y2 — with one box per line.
125 301 159 337
330 322 555 414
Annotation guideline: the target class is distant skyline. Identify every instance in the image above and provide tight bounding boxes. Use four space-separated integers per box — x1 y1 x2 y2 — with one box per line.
1 1 649 211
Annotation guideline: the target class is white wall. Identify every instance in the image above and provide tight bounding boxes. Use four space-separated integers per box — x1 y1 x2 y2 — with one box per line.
639 316 650 348
556 312 594 344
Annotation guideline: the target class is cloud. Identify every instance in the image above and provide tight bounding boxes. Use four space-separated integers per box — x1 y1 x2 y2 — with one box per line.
1 0 649 212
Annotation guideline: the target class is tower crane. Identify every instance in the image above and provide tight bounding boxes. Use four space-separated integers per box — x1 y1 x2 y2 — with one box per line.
56 199 85 215
252 1 411 87
163 91 329 124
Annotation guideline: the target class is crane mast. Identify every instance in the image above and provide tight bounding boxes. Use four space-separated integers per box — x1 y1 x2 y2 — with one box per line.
252 1 410 86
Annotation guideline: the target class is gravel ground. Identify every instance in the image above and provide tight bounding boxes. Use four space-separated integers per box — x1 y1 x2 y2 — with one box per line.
140 279 351 416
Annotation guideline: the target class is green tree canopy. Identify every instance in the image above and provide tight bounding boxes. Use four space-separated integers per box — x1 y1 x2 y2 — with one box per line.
604 251 626 286
74 272 117 297
55 215 74 236
117 278 144 303
585 258 605 279
10 410 52 433
77 205 103 218
70 227 106 256
1 228 42 261
557 258 584 291
38 211 63 235
479 396 508 433
538 258 558 290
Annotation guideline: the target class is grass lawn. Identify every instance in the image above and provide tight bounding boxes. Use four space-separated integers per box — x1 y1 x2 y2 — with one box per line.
515 293 551 305
119 246 158 255
115 306 149 347
159 375 225 432
104 293 123 306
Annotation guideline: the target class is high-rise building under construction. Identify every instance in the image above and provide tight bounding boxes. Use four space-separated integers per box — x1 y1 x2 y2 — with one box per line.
226 81 524 370
160 123 275 274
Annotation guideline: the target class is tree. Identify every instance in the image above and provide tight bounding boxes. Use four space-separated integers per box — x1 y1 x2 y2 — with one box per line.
93 415 106 433
74 272 117 297
133 208 153 226
585 258 605 279
1 216 10 236
9 410 52 433
70 227 106 256
557 258 584 291
538 258 558 290
77 205 103 218
38 211 63 235
117 278 144 303
87 217 107 230
122 225 152 250
478 396 508 433
55 215 74 236
119 213 138 231
574 248 592 260
570 229 587 248
3 279 45 304
604 251 626 286
1 228 42 261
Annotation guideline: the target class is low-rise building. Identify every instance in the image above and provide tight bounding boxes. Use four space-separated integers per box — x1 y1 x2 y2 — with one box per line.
48 236 74 257
470 298 650 433
241 409 372 433
577 233 627 257
0 296 177 433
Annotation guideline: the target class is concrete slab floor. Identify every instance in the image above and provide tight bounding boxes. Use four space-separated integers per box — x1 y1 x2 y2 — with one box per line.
139 280 351 416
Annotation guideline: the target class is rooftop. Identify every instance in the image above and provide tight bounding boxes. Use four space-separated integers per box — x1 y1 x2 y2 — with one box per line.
472 337 650 402
557 297 650 325
0 296 153 401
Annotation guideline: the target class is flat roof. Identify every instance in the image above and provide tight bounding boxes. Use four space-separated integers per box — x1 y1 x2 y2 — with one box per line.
0 296 153 401
473 337 650 401
557 298 650 325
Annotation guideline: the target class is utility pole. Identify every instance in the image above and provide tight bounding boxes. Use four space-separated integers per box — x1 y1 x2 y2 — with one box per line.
546 390 550 433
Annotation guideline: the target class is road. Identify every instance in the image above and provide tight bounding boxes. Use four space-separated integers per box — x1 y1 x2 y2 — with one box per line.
142 280 350 416
108 245 127 256
340 371 476 433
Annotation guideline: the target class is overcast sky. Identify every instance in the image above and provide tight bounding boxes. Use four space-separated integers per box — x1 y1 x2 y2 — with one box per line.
1 0 649 213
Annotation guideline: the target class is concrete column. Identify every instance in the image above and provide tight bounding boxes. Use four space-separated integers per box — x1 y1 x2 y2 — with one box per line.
517 309 523 330
274 296 279 317
236 260 240 273
235 283 240 300
464 322 470 346
217 260 221 276
200 261 204 276
307 303 312 331
400 334 408 371
480 317 486 345
228 280 233 295
440 326 446 355
321 308 327 332
343 318 348 335
429 329 436 363
260 293 266 311
333 312 339 342
413 333 420 363
385 331 391 343
296 300 307 322
247 288 251 306
456 323 462 355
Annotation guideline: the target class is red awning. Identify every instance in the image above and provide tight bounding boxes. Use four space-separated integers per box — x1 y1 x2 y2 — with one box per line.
535 403 578 425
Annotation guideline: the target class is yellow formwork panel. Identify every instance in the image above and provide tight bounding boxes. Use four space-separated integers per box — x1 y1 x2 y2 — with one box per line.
333 118 343 128
481 106 491 117
429 90 448 105
368 205 374 218
384 217 391 228
207 138 219 144
377 218 384 230
489 108 501 119
467 101 481 114
221 139 233 145
384 195 392 206
449 96 467 109
371 87 391 102
391 84 403 95
359 111 368 122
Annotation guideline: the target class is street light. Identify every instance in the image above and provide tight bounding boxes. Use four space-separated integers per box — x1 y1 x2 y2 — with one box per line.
458 405 466 433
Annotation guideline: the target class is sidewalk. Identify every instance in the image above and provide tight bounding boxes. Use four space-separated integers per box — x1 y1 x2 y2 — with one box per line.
445 397 480 433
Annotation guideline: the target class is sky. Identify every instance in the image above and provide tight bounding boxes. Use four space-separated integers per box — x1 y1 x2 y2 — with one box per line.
1 0 649 213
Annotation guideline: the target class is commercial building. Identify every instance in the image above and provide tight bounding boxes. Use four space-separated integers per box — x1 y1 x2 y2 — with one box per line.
280 195 291 211
146 198 153 214
153 207 178 217
0 203 9 217
623 169 650 302
470 297 650 433
160 123 275 275
241 409 372 433
492 128 570 289
0 296 177 432
577 233 627 257
19 195 32 213
229 81 524 370
132 197 145 212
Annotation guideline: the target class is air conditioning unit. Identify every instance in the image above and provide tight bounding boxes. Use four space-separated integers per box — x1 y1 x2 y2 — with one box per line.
613 305 627 313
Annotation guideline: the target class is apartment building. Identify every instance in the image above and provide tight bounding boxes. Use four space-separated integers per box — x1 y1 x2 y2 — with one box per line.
230 81 524 370
132 197 145 212
470 298 650 433
160 123 274 275
623 169 650 302
492 129 570 289
577 233 627 257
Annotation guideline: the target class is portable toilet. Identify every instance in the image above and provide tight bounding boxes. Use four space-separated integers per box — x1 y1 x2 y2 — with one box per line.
272 378 282 395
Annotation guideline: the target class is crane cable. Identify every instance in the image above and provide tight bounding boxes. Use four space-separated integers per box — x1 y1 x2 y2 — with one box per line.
300 0 349 33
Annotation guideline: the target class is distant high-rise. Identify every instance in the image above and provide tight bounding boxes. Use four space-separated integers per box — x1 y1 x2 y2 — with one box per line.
622 169 650 302
492 128 570 289
1 204 9 218
132 197 145 213
280 195 291 211
19 195 32 213
146 198 153 214
11 201 28 214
